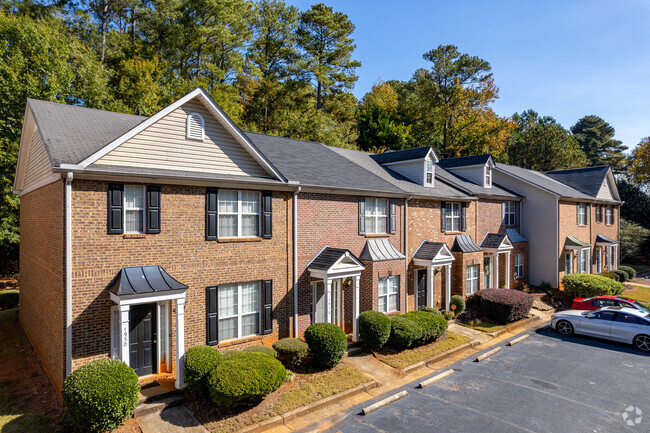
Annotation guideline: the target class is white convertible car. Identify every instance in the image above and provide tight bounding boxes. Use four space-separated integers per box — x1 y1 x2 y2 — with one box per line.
551 306 650 352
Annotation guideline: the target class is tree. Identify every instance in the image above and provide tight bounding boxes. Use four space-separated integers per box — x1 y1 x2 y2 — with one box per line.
507 110 588 171
571 115 627 172
620 219 650 261
628 137 650 186
297 3 360 110
617 179 650 228
357 104 401 150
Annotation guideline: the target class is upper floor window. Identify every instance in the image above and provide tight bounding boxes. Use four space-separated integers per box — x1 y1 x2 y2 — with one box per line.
577 203 587 225
425 160 434 186
365 198 389 234
484 166 492 187
186 112 205 141
595 204 603 223
218 190 260 238
444 202 461 232
502 201 516 226
124 185 146 234
605 205 613 225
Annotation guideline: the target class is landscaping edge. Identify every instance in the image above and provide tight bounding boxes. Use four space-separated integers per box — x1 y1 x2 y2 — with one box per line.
486 315 543 338
401 339 481 375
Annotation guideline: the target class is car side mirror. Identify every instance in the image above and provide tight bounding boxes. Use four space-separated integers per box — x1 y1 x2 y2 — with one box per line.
586 315 596 319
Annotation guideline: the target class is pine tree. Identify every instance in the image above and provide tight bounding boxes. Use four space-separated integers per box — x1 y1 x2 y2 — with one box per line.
571 115 627 172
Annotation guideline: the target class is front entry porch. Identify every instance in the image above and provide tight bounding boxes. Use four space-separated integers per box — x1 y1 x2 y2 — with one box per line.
480 233 514 289
413 241 455 311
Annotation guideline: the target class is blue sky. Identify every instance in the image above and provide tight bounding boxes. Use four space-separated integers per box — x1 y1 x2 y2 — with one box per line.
287 0 650 149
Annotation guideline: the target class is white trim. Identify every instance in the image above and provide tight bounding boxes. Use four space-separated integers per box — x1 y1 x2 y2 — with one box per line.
185 112 205 141
378 275 400 313
123 185 146 234
484 164 492 188
479 233 514 252
65 173 73 376
110 289 187 306
215 281 261 342
13 106 37 193
77 88 287 182
466 264 479 294
14 172 61 196
217 189 261 238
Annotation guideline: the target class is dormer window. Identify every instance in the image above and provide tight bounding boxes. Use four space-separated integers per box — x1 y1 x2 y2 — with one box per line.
186 112 205 141
484 166 492 187
425 160 434 186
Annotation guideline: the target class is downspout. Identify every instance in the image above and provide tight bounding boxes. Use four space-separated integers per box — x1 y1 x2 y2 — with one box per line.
293 186 301 337
555 197 559 288
590 201 594 273
404 196 411 312
65 172 73 375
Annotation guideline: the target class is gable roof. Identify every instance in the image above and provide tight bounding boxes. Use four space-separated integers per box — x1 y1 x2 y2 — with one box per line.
413 241 454 263
480 233 513 250
544 166 616 199
495 163 594 200
438 154 492 169
307 247 365 271
370 147 437 164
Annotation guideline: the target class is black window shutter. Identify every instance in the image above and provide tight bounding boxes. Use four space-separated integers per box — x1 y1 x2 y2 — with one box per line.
441 201 447 232
206 187 218 241
262 190 272 239
108 184 124 234
206 286 218 345
389 199 397 234
147 186 161 234
262 279 273 334
515 201 520 226
358 197 366 235
461 203 467 232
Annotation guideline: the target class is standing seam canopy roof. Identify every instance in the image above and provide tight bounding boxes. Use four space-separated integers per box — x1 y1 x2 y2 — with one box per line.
107 266 188 296
564 236 591 248
596 234 618 244
451 235 483 253
505 229 527 243
359 238 406 262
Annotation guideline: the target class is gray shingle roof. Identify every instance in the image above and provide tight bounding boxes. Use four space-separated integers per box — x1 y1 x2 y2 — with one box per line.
438 154 492 169
481 233 508 249
451 235 483 253
436 167 520 199
359 238 406 262
106 265 188 296
370 147 434 164
308 247 362 270
544 166 610 198
495 163 593 200
28 98 146 165
413 241 446 261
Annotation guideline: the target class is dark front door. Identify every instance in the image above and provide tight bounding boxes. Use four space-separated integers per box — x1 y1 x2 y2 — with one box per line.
129 303 157 376
417 269 428 309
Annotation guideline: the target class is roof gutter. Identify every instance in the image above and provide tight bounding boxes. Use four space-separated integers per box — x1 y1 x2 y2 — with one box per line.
293 185 301 338
65 172 73 376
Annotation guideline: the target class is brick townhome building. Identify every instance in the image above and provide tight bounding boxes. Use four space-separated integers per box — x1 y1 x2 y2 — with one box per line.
13 88 621 393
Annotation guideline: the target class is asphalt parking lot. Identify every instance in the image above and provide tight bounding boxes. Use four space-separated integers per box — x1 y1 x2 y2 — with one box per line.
300 326 650 433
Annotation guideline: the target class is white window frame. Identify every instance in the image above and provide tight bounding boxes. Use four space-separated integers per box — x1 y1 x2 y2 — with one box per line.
445 202 461 232
595 249 602 273
218 190 261 238
515 253 524 279
217 281 261 342
378 276 399 313
503 201 516 226
579 248 591 274
565 252 573 274
605 205 613 225
577 203 587 225
365 198 389 234
466 265 479 294
110 305 119 359
484 165 492 188
425 160 434 186
186 112 205 141
124 185 146 234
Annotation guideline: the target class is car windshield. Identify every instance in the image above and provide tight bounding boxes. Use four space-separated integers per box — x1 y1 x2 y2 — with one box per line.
631 301 650 313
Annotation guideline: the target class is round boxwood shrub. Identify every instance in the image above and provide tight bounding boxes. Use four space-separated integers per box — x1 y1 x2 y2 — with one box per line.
388 316 423 348
599 271 620 282
62 359 140 432
242 345 277 358
304 323 347 369
0 290 18 309
358 310 391 350
208 352 286 407
562 273 624 299
470 288 534 323
420 306 443 317
618 265 636 280
184 345 223 393
612 269 629 282
402 310 448 344
450 295 465 315
273 338 308 369
221 350 241 358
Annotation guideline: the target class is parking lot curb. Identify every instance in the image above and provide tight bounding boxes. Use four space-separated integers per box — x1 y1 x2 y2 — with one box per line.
507 334 531 346
418 369 455 388
362 390 409 415
475 346 502 362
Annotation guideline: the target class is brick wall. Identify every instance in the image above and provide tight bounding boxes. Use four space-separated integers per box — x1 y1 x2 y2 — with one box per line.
475 198 520 237
70 180 292 374
591 204 619 272
19 180 66 392
451 251 483 296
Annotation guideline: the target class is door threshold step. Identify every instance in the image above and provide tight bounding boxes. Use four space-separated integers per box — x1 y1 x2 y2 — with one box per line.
135 392 184 417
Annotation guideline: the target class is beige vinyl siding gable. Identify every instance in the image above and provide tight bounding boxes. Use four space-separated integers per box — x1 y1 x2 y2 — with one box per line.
96 99 270 177
596 178 614 201
24 129 53 189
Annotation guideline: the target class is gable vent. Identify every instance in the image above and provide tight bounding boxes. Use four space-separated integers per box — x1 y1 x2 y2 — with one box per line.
186 112 205 141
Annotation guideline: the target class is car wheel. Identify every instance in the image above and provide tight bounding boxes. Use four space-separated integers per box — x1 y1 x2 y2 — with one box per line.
556 320 574 335
634 334 650 352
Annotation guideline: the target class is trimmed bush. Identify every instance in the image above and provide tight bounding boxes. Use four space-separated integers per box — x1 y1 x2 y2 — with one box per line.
242 345 277 358
62 359 140 432
450 295 465 315
358 310 391 350
208 352 286 407
304 323 347 369
612 269 629 282
402 310 448 344
185 346 223 394
562 273 624 299
0 290 18 309
619 265 636 280
470 288 534 324
420 306 443 317
599 271 620 282
221 350 241 358
273 338 308 369
388 316 423 348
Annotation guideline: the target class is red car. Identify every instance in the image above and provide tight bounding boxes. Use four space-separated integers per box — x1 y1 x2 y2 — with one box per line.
572 295 650 312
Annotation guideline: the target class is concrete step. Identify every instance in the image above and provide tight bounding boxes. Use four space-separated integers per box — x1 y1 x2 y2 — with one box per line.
135 391 184 417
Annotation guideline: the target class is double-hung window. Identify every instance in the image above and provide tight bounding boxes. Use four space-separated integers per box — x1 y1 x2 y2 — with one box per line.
484 166 492 187
124 185 146 233
595 249 602 273
605 205 613 225
595 205 602 223
577 203 587 225
378 276 399 313
579 249 590 274
218 190 260 238
503 201 516 226
444 202 461 232
466 265 479 294
515 253 524 279
565 253 573 274
218 281 260 341
604 247 610 269
425 160 434 185
365 198 388 234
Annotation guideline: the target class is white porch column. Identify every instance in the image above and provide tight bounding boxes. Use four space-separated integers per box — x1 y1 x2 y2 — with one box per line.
505 251 511 289
175 297 186 389
445 264 452 311
428 265 434 308
353 275 360 342
119 304 130 367
493 253 499 288
325 278 332 324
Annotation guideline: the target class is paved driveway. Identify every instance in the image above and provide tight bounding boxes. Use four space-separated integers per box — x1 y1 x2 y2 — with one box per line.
299 326 650 433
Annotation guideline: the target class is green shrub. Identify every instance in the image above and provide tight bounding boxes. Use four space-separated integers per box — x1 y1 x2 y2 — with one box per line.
599 271 620 281
358 310 391 350
420 306 443 317
62 359 140 432
304 323 347 369
388 316 423 348
0 290 18 309
470 288 534 323
184 346 223 393
612 269 629 282
208 352 286 407
221 350 241 358
242 345 277 358
450 295 465 315
619 265 636 280
402 310 448 344
273 338 308 369
562 273 624 299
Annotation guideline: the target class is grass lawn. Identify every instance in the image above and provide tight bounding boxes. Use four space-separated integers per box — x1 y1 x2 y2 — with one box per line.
624 284 650 303
376 332 473 370
191 365 371 433
458 318 504 333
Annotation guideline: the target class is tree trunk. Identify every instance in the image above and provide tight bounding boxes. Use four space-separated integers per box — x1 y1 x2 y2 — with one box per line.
316 80 322 110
